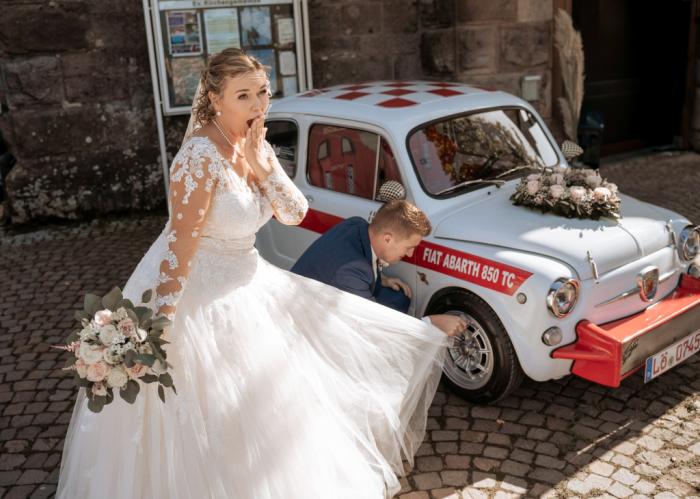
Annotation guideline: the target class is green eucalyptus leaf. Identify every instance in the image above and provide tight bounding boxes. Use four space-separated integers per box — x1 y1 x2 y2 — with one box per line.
120 380 140 404
74 310 90 323
102 287 123 311
135 354 156 367
87 395 106 413
157 384 165 403
171 385 177 395
66 331 79 343
124 350 137 368
126 309 140 324
141 374 159 384
159 372 173 388
117 299 135 311
84 294 102 316
135 306 153 323
142 289 153 304
64 356 77 369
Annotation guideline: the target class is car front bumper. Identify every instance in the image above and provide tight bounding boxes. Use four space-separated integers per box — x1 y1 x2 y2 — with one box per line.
552 274 700 387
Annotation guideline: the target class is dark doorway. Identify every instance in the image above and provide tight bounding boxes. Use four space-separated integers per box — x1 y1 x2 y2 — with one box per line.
572 0 692 155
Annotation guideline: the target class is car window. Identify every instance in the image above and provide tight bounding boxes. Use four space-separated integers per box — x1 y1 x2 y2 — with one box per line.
308 124 401 201
266 120 298 177
408 107 559 196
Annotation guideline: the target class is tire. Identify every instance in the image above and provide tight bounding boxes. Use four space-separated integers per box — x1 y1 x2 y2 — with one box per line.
427 290 524 404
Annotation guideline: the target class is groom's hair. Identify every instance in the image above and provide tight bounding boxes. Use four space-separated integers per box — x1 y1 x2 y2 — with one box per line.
370 200 431 238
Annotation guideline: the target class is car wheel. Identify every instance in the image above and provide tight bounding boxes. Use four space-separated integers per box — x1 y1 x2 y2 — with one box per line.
428 290 524 403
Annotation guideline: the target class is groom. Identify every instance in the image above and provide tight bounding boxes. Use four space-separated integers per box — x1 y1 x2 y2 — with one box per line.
291 200 466 336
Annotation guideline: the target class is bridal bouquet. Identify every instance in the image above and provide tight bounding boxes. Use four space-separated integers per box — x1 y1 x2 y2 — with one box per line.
510 166 621 220
58 287 176 413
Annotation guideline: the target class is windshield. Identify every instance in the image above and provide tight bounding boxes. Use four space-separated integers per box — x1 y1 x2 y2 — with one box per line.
408 107 560 196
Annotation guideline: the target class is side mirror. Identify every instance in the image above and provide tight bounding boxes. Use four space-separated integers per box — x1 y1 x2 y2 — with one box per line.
560 140 584 161
377 180 406 202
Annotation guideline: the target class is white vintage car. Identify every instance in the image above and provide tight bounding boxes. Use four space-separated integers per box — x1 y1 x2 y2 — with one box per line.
257 81 700 403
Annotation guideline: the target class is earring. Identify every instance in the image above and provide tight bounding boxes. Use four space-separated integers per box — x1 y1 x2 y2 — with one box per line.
216 111 222 116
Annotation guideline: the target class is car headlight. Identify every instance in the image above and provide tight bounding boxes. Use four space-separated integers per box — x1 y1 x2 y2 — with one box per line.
678 225 700 261
546 278 580 318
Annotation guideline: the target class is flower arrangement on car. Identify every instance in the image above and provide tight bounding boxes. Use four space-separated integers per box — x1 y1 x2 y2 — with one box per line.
511 166 621 220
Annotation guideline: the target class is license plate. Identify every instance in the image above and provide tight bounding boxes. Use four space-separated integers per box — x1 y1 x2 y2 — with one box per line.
644 329 700 382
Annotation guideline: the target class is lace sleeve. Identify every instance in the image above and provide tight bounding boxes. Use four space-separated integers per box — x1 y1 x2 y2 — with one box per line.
154 142 217 320
257 141 308 225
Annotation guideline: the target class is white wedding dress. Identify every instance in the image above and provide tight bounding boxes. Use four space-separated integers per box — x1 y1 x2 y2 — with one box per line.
57 136 447 499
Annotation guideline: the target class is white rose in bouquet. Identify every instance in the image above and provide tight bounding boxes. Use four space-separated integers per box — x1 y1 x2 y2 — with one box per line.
75 358 88 378
526 180 541 195
102 345 124 365
80 342 105 364
94 309 113 326
527 173 541 181
113 307 129 322
593 187 612 202
569 186 586 202
79 324 97 342
106 366 129 388
99 325 119 346
92 382 108 397
549 185 565 199
605 182 619 193
86 361 109 382
552 166 566 174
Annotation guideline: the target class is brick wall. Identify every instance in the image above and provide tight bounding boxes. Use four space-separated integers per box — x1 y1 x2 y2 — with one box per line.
0 0 556 224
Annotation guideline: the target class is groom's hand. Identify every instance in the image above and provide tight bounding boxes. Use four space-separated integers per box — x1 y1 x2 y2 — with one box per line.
428 314 467 337
381 275 412 298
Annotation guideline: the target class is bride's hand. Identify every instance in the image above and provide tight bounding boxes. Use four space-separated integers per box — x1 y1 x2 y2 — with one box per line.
244 116 273 179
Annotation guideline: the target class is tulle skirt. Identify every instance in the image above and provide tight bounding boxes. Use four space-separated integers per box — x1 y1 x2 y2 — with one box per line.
57 232 447 499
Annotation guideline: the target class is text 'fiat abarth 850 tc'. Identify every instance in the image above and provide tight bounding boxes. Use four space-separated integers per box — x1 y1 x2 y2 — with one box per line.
256 80 700 403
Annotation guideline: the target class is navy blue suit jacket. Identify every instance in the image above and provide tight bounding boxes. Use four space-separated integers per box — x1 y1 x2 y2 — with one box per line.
291 217 410 312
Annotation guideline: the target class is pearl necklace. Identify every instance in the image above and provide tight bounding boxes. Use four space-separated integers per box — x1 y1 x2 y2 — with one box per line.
212 119 242 158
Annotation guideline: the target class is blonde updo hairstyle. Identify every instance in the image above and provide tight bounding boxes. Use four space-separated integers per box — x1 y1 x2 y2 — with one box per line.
194 48 269 126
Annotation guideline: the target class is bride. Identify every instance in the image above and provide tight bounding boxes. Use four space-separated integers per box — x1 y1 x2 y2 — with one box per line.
57 48 449 499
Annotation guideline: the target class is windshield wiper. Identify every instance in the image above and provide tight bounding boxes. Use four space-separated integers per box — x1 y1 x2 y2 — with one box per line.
492 164 543 178
435 179 507 196
434 164 544 197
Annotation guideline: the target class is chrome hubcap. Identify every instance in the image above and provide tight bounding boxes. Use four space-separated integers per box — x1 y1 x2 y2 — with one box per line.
443 311 494 390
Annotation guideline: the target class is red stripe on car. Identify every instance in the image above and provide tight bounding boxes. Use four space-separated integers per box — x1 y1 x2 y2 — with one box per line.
297 208 532 295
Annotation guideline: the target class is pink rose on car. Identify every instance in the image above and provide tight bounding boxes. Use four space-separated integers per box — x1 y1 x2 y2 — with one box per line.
549 185 565 199
526 180 540 195
569 186 586 202
593 187 612 202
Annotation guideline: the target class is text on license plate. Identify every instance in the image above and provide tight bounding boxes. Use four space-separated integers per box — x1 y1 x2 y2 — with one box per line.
644 329 700 382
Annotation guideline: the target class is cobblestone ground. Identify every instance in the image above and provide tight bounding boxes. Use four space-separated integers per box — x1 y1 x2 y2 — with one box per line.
0 152 699 499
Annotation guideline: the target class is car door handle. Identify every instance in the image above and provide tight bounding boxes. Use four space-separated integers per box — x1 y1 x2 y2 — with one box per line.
305 195 314 204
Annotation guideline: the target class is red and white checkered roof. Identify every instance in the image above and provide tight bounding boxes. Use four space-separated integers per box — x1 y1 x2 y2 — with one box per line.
294 81 493 109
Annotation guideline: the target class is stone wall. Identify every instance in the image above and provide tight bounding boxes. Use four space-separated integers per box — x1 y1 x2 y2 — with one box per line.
310 0 554 121
0 0 556 224
0 1 166 224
